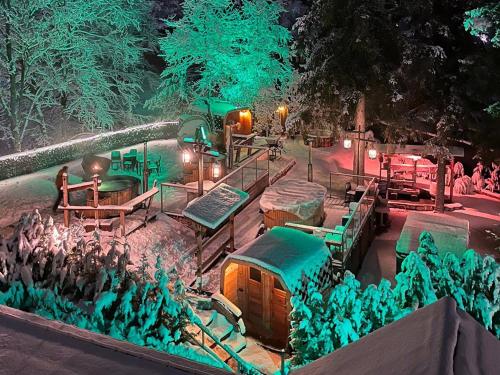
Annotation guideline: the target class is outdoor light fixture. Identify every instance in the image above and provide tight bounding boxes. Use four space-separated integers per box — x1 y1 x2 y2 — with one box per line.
343 139 352 149
277 105 286 113
368 148 377 160
239 110 249 118
182 150 191 164
213 161 221 179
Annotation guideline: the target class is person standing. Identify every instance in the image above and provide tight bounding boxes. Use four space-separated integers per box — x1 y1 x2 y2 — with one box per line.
52 166 68 212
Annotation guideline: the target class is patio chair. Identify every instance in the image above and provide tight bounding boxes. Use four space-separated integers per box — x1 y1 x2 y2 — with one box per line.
147 156 161 174
111 150 121 170
123 154 137 172
344 182 356 205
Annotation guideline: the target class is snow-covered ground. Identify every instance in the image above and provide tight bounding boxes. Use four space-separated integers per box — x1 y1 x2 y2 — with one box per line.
0 139 182 231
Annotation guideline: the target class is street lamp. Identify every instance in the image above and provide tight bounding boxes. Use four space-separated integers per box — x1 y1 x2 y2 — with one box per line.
343 130 377 183
182 150 191 164
368 148 378 160
212 161 221 179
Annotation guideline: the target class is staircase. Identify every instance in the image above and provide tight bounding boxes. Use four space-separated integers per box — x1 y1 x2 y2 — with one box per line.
188 296 280 374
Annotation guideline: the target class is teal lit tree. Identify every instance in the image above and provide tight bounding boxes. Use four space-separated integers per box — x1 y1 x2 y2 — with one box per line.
149 0 292 114
0 0 155 151
464 2 500 118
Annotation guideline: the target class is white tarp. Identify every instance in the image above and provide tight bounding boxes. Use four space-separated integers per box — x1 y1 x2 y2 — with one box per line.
259 179 327 220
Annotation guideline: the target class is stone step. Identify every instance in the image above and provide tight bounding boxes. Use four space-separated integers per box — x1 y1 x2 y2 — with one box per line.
206 311 234 342
223 330 247 354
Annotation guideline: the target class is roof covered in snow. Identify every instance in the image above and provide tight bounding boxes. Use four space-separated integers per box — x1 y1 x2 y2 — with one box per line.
396 212 469 257
225 227 331 294
183 184 249 229
292 297 500 375
0 304 228 375
259 179 327 220
190 98 248 117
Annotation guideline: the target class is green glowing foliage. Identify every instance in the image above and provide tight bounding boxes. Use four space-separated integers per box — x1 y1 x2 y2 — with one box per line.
289 231 499 367
0 0 154 151
150 0 292 113
465 3 500 47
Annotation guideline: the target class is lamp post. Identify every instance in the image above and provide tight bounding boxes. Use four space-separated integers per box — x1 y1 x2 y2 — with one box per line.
343 130 377 184
183 126 219 197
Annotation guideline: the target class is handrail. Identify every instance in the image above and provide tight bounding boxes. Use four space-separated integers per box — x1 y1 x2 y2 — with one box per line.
340 177 378 262
211 149 268 191
192 319 260 374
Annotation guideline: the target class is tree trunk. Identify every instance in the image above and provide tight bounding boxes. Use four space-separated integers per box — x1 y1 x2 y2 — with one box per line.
435 156 446 212
353 93 366 184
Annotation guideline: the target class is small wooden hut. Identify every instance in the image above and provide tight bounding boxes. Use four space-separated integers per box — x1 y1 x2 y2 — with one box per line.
220 227 334 348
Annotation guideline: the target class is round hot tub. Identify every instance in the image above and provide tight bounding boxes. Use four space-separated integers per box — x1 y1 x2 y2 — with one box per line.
85 175 140 219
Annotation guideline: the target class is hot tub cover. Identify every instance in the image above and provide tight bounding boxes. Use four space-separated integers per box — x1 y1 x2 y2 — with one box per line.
259 179 327 220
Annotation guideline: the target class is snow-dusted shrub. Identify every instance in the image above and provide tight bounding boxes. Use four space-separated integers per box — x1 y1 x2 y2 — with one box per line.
0 122 178 180
453 175 474 195
0 211 225 370
289 231 499 367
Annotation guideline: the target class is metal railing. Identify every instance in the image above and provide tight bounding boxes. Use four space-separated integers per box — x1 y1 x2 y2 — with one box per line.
287 173 378 270
337 176 378 264
161 148 269 216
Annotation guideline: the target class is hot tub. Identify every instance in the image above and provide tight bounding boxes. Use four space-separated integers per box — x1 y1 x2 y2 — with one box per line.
85 175 140 219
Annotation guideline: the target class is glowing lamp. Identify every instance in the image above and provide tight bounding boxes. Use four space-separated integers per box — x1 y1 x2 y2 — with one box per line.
213 162 221 179
343 139 352 149
368 148 377 160
277 105 286 113
182 150 191 164
239 110 249 117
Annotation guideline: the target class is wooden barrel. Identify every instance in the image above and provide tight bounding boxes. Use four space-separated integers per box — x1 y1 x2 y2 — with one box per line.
84 177 140 219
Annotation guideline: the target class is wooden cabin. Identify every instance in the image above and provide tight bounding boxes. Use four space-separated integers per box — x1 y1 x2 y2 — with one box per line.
220 227 334 348
178 98 253 151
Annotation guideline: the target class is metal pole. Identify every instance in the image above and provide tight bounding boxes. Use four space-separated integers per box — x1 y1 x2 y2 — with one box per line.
308 140 313 182
143 141 149 194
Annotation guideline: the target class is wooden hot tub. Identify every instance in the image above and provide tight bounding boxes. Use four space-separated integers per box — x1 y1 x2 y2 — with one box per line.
260 179 327 229
85 176 140 219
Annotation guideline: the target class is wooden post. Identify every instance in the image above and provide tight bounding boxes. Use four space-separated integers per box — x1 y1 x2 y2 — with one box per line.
229 214 235 253
198 147 204 197
92 174 99 222
435 156 446 212
449 157 454 203
353 94 366 185
307 140 313 182
62 173 70 227
119 211 126 237
196 225 205 292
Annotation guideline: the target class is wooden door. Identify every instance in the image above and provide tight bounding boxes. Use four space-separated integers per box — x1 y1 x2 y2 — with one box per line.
271 277 289 348
223 263 238 305
246 267 263 330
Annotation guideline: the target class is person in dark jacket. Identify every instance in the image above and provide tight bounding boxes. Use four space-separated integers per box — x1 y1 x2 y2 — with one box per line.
52 166 68 212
